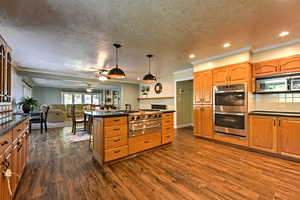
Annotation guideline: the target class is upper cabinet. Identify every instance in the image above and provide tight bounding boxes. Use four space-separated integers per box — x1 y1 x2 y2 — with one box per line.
0 36 12 103
193 70 212 105
279 54 300 74
213 62 250 86
253 54 300 77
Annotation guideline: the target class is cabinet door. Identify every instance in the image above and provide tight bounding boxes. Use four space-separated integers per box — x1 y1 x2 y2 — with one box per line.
253 60 279 77
229 63 249 84
0 155 3 200
0 45 4 102
193 106 202 136
249 115 277 153
1 152 12 200
193 72 203 104
213 66 229 85
202 105 213 138
278 118 300 159
11 143 19 194
279 54 300 73
201 70 212 104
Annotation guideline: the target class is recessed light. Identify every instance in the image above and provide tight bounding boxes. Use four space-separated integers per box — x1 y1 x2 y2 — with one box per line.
279 31 289 37
137 77 141 81
189 54 195 59
223 43 231 48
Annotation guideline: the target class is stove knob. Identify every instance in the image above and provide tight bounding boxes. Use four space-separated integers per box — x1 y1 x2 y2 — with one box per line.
131 116 135 121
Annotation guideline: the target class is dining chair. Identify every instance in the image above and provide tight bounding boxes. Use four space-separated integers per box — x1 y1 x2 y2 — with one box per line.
71 105 86 134
29 105 50 134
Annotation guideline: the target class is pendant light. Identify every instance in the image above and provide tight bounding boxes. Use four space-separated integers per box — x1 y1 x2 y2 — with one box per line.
143 54 156 83
108 43 126 79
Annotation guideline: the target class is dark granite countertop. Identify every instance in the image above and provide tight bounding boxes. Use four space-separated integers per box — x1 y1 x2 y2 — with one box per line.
0 115 29 137
84 111 129 118
249 111 300 117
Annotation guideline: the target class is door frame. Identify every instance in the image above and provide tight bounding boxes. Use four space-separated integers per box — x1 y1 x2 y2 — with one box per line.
174 77 193 128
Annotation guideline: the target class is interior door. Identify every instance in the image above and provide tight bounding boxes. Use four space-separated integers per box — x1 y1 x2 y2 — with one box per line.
193 106 202 136
249 115 277 153
280 54 300 73
213 66 229 85
229 63 249 84
278 118 300 159
201 70 212 104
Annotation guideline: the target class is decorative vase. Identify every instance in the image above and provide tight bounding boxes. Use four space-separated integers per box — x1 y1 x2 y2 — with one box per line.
22 105 31 113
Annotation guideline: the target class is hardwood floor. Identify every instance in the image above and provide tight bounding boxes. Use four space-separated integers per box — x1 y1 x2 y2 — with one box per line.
14 127 300 200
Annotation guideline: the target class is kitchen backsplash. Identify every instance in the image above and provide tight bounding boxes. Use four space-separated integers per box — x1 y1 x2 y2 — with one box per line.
250 93 300 112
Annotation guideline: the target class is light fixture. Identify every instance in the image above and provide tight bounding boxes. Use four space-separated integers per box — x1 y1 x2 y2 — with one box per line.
143 54 156 83
223 43 231 48
107 43 126 79
189 54 195 59
137 77 141 81
279 31 289 37
97 70 109 81
97 75 108 81
86 84 93 92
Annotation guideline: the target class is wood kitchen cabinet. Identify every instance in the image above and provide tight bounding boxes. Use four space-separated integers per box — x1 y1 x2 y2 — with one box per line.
249 115 277 153
193 105 213 138
278 118 300 159
279 54 300 73
0 36 12 103
193 70 212 104
252 59 279 77
213 62 250 85
162 112 175 144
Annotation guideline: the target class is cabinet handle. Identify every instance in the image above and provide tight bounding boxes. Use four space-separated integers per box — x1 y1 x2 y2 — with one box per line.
144 141 149 144
278 120 281 127
273 120 276 126
17 128 22 132
1 140 9 146
114 119 120 122
113 128 120 131
113 139 121 142
113 150 120 153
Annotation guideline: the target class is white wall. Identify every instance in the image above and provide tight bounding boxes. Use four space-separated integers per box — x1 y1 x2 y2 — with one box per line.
120 83 139 110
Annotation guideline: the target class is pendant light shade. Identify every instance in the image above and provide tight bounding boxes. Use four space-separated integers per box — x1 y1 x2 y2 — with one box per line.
108 43 126 79
143 54 156 83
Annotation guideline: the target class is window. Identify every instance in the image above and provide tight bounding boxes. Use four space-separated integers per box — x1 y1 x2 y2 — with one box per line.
23 82 32 98
73 94 82 104
84 94 92 104
62 90 120 108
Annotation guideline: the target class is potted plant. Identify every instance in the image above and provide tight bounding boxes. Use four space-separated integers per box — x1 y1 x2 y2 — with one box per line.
17 97 38 113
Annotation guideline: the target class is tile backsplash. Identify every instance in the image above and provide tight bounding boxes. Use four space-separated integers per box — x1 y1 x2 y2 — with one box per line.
250 93 300 112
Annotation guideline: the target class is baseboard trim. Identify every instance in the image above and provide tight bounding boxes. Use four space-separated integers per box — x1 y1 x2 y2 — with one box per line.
176 123 193 129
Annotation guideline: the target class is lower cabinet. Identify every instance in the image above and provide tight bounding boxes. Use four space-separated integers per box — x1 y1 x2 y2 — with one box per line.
250 115 300 159
162 113 175 144
129 132 161 154
278 118 300 159
193 105 213 138
0 120 29 200
249 115 277 153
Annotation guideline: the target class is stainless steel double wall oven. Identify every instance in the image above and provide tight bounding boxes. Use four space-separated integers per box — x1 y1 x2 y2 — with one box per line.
213 84 248 137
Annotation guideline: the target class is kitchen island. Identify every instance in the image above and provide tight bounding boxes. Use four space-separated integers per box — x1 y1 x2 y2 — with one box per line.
84 110 175 165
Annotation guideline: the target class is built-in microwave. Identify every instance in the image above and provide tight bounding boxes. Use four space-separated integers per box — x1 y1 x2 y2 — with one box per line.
256 77 289 93
291 77 300 91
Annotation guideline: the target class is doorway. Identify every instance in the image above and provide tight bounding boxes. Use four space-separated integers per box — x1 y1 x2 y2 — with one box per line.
176 80 193 128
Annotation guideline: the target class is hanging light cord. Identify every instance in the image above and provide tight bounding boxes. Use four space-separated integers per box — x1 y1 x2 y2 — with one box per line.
115 46 119 68
148 56 151 73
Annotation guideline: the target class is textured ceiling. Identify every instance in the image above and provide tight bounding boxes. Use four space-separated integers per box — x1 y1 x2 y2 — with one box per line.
1 0 300 82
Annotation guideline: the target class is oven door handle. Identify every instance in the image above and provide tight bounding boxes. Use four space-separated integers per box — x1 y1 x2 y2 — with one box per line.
215 112 245 116
214 90 245 94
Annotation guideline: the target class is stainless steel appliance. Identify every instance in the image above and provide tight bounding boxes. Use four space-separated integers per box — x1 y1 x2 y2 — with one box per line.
291 76 300 91
128 111 162 137
213 84 247 137
256 76 289 93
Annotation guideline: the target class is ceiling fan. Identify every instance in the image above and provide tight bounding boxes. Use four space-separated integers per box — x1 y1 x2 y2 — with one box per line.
96 69 111 81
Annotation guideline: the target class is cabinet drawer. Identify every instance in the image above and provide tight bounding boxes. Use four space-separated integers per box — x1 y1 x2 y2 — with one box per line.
162 118 174 127
162 127 174 136
104 117 127 127
104 145 128 162
162 134 174 144
0 130 12 154
104 125 128 138
13 123 24 140
104 135 128 150
128 132 161 154
162 113 174 119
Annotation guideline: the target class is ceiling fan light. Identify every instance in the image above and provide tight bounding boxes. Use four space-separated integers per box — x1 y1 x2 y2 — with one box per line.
143 73 156 83
108 67 126 79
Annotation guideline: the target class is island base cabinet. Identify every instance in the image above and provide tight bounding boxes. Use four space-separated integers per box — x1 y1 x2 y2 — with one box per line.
1 149 13 200
104 146 128 162
129 132 161 154
249 115 277 153
278 118 300 159
162 113 175 144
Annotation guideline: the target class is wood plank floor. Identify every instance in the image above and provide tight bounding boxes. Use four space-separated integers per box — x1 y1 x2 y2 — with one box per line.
14 127 300 200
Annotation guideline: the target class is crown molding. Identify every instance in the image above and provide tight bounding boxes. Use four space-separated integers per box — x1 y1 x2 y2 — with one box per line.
173 67 193 75
191 46 252 66
252 37 300 53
